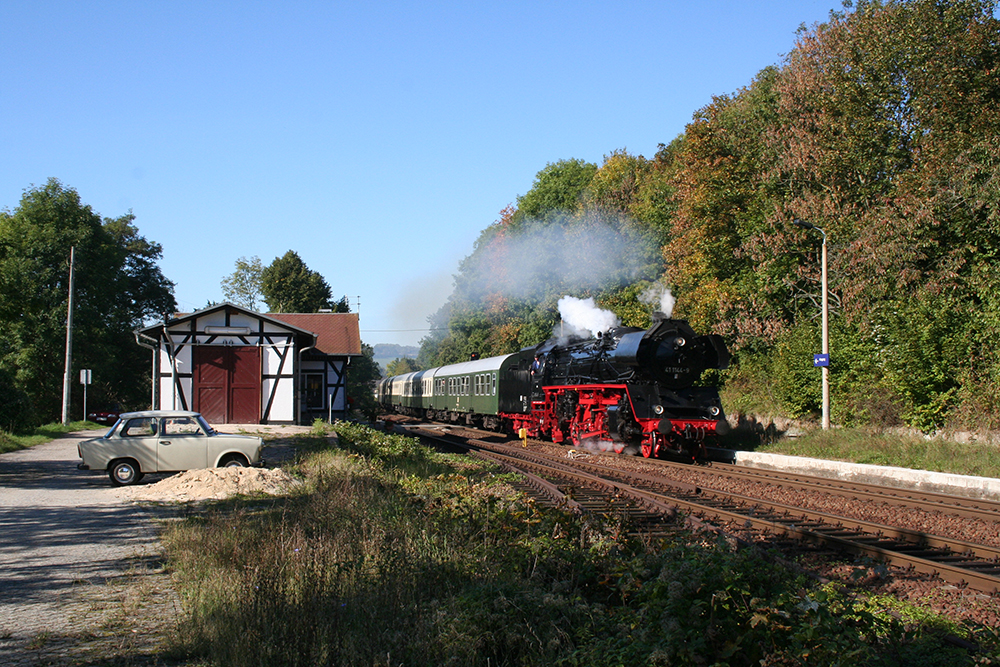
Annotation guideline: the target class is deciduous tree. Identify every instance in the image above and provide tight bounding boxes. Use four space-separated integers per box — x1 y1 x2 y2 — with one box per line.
0 179 176 426
385 357 420 376
261 251 337 313
221 256 264 309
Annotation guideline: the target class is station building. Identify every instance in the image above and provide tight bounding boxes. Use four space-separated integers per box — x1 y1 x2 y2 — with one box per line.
136 303 362 424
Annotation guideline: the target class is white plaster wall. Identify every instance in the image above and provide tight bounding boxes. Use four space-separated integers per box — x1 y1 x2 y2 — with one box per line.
158 342 191 374
268 377 294 421
261 345 286 375
328 362 346 411
226 313 259 330
157 376 172 410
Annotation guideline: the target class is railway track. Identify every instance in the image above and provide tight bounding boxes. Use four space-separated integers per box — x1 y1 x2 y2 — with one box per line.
660 456 1000 522
399 422 1000 594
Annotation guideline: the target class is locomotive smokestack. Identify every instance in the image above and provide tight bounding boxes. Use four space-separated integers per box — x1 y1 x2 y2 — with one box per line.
651 311 667 323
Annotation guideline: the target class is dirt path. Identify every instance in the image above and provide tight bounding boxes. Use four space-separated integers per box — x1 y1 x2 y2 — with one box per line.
0 431 179 665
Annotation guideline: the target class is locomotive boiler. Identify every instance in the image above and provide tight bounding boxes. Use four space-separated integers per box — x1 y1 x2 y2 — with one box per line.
377 312 731 460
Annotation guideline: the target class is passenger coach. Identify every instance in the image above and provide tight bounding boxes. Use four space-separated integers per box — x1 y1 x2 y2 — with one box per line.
376 350 535 429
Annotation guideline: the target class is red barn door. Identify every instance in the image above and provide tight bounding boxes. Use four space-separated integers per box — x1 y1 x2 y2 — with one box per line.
193 346 261 424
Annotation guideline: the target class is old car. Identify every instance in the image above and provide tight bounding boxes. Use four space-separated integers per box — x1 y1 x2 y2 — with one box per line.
87 405 121 425
78 410 266 486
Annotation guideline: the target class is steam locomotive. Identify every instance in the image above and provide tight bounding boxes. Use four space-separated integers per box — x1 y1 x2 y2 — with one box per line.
376 312 731 460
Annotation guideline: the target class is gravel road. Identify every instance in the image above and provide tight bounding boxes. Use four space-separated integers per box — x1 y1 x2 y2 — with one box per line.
0 431 175 665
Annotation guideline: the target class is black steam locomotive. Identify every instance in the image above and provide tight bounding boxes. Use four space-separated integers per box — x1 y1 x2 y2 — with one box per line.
377 312 730 460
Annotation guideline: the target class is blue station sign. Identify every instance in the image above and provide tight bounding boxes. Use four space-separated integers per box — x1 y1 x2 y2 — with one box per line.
813 353 830 367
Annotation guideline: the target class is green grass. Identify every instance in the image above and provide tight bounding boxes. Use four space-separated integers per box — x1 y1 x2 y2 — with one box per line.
721 425 1000 479
0 420 106 454
160 422 999 667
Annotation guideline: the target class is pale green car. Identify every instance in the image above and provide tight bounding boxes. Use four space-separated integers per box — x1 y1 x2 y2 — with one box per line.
77 410 265 486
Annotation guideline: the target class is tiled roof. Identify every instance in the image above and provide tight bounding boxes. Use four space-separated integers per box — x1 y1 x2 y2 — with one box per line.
268 313 362 356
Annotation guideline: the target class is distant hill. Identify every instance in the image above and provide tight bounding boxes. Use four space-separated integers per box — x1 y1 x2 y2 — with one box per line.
372 343 420 373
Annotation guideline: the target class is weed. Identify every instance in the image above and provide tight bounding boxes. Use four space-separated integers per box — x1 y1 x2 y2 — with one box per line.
158 423 999 666
26 631 52 650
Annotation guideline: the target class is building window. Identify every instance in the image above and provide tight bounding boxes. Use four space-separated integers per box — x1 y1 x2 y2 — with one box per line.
305 373 325 409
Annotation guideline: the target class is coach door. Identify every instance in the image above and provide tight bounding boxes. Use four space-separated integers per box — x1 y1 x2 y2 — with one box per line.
193 346 262 424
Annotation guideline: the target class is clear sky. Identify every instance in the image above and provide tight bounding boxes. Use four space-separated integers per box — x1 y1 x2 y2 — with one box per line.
1 1 838 347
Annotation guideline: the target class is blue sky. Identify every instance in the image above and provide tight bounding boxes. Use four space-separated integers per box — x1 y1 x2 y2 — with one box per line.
1 1 837 347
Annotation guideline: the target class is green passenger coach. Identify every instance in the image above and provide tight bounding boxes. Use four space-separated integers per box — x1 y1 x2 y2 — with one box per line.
376 350 535 430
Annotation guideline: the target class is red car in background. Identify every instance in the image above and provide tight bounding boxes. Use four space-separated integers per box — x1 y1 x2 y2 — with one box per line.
87 406 121 425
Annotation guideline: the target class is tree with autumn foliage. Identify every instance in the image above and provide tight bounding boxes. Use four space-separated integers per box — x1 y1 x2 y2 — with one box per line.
420 0 1000 433
665 0 1000 429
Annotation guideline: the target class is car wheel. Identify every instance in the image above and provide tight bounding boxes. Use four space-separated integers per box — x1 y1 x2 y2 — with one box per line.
220 455 248 468
109 459 141 486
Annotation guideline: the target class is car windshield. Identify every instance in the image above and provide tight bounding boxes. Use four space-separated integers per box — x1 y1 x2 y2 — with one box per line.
104 420 121 438
196 414 217 435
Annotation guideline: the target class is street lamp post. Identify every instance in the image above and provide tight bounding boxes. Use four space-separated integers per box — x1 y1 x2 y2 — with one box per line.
793 220 830 430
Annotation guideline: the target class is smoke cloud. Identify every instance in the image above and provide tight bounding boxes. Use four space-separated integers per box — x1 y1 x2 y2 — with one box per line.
557 296 619 338
639 284 676 317
457 217 659 304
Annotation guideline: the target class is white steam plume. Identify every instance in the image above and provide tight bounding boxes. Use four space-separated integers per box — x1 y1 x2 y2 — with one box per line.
456 217 658 304
640 284 676 318
557 296 620 339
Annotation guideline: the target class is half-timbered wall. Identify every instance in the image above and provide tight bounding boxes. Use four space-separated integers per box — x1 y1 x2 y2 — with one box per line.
153 310 298 423
143 304 359 425
300 357 348 417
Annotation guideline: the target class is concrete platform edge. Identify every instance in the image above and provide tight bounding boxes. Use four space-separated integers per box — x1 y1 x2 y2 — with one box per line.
710 448 1000 501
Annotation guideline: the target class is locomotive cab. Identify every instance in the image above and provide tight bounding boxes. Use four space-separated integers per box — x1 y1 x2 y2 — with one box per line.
609 314 730 389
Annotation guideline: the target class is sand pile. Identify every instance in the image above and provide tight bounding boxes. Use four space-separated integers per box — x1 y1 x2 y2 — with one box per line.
123 467 302 502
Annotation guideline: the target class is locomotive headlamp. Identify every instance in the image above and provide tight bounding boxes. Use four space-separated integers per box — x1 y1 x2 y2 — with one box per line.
675 337 686 347
709 406 721 416
653 404 664 415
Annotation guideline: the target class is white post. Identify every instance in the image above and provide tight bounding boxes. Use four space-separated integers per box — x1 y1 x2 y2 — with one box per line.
61 247 76 425
794 220 831 430
820 234 830 430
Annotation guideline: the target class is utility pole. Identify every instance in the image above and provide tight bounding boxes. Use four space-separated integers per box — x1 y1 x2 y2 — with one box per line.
61 246 76 425
793 220 830 430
